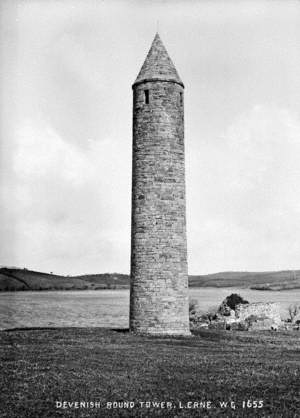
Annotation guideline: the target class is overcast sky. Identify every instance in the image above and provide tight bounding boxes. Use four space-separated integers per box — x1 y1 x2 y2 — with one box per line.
1 0 300 275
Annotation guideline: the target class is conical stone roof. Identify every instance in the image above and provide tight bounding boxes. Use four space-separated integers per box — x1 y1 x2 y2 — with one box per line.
133 33 184 87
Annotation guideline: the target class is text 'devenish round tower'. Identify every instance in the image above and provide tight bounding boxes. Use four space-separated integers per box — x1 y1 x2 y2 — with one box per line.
130 33 190 335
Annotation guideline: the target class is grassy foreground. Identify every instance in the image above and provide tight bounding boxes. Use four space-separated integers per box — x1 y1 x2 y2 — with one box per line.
0 328 299 417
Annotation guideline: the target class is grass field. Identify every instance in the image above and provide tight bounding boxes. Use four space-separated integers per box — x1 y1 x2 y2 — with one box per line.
0 328 299 417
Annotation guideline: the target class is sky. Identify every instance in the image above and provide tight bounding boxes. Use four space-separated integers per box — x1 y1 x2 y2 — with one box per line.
0 0 300 275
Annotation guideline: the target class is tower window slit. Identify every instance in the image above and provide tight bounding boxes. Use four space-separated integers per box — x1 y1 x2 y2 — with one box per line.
179 92 183 105
144 89 149 104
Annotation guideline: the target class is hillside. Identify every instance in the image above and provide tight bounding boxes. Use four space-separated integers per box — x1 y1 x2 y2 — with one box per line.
189 270 300 290
0 268 91 291
0 267 299 291
0 268 128 291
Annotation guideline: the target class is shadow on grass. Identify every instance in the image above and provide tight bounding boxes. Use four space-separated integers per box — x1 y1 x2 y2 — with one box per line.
111 328 130 333
2 326 130 333
0 326 237 340
2 327 66 332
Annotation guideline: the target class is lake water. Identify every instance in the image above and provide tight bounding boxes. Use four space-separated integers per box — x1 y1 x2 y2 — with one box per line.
0 288 299 330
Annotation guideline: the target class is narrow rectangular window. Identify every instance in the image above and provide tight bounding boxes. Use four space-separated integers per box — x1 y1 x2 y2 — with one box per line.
180 92 183 106
144 89 149 104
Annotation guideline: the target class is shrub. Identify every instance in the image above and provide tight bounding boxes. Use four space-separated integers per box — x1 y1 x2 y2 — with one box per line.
199 311 217 324
225 293 249 311
245 314 268 324
189 299 199 315
288 304 300 322
189 302 219 328
230 321 249 331
206 306 219 322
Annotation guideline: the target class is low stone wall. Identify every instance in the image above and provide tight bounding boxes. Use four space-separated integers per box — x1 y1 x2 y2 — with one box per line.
235 302 282 325
191 301 286 331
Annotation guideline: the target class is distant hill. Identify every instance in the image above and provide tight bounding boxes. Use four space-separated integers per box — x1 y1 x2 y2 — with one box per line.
0 267 299 291
0 268 91 291
189 270 300 290
0 268 128 291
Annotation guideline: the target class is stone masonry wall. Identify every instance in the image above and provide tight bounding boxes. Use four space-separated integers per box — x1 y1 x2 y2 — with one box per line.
130 79 190 335
235 302 282 325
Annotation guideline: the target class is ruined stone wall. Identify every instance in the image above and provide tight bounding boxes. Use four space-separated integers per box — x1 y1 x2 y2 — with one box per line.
130 79 190 335
235 302 282 325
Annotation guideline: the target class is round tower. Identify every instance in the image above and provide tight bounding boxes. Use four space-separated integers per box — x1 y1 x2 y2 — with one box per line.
130 33 190 335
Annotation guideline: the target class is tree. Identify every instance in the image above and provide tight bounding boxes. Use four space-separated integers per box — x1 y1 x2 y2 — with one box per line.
287 304 300 322
224 293 249 311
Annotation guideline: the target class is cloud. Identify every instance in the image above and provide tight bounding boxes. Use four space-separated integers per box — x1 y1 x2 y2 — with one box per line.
1 1 300 275
1 120 131 274
187 105 300 273
14 123 94 185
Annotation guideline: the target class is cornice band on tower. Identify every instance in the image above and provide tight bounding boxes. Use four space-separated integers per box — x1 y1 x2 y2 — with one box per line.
132 78 184 89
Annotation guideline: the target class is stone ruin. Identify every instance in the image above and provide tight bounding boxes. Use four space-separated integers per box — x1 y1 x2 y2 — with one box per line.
228 302 282 331
191 298 284 331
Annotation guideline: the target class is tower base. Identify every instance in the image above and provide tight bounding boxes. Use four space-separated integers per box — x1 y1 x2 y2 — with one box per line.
130 326 191 337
